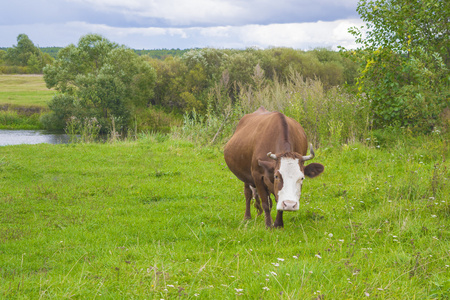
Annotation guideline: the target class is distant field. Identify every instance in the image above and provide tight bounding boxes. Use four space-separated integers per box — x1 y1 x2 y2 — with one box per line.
0 74 55 107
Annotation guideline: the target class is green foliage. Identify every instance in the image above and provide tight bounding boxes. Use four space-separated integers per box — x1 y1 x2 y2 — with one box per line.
148 47 359 115
65 116 102 143
177 69 370 148
147 56 188 110
43 94 76 129
135 48 191 59
347 0 450 132
0 50 5 65
134 106 182 133
39 47 62 59
43 34 157 133
0 136 448 298
0 110 43 129
5 34 41 67
2 34 53 74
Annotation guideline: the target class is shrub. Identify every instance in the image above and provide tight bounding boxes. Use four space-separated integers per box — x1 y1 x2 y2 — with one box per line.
0 110 43 129
176 67 371 147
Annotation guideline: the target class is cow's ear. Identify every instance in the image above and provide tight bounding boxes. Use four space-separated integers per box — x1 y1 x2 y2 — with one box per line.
304 163 324 178
258 159 275 185
258 160 275 174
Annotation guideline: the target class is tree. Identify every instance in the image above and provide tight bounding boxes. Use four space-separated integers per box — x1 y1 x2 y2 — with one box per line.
5 34 41 67
348 0 450 131
43 34 156 132
3 34 54 73
147 56 188 109
0 50 5 64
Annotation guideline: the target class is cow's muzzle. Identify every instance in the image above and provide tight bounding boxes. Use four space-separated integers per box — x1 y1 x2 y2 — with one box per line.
280 200 298 211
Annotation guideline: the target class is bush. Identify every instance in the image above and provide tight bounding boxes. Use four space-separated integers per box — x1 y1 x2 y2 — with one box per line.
0 110 43 129
176 67 370 147
135 107 182 133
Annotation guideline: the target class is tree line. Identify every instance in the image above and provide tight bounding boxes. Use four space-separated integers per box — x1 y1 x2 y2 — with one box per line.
2 33 359 135
0 42 195 73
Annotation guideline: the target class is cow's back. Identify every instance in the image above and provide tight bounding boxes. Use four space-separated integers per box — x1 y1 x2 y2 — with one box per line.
224 107 307 185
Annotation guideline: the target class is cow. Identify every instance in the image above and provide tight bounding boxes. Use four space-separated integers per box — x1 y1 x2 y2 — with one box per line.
224 107 324 228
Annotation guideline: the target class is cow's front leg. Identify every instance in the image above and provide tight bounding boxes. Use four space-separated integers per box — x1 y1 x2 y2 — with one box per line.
244 183 252 220
274 211 284 228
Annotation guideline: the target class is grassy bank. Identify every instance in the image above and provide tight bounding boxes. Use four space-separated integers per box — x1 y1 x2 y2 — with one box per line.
1 135 449 298
0 75 53 129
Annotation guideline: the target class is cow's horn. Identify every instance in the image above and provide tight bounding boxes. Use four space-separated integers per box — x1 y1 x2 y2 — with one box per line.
267 152 278 160
302 144 315 161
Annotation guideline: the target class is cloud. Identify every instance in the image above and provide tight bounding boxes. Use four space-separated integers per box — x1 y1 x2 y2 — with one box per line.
0 0 362 49
0 18 362 49
65 0 359 26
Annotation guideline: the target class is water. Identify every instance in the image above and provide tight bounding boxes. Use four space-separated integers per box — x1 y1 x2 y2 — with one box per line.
0 129 71 146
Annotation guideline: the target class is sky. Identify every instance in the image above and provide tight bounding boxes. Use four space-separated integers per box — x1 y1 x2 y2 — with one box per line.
0 0 364 50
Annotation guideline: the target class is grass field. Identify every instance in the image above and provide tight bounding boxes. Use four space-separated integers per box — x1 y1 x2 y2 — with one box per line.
1 135 449 299
0 74 55 107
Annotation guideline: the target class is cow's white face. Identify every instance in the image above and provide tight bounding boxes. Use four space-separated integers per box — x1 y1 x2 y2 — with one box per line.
274 157 304 211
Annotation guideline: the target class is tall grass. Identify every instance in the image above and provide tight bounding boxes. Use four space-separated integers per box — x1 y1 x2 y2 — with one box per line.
177 70 371 147
0 110 44 129
65 116 102 143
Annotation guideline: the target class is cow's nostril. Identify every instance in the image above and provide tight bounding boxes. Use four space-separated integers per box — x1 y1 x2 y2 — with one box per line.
282 200 297 210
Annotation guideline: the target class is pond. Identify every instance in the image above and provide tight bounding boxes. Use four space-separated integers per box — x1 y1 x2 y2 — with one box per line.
0 129 71 146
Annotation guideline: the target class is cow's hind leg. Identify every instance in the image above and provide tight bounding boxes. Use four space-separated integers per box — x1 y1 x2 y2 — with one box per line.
250 185 263 216
254 182 273 227
244 183 253 220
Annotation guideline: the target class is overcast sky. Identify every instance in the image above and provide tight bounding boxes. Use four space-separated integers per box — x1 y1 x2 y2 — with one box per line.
0 0 364 50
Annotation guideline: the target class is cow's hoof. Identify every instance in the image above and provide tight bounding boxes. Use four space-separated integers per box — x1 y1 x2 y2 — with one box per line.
273 222 284 228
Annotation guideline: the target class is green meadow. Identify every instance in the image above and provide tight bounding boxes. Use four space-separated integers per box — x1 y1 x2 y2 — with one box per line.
0 75 54 107
0 75 52 129
1 134 449 299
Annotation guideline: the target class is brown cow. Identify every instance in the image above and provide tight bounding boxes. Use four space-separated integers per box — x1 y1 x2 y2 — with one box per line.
224 107 324 228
